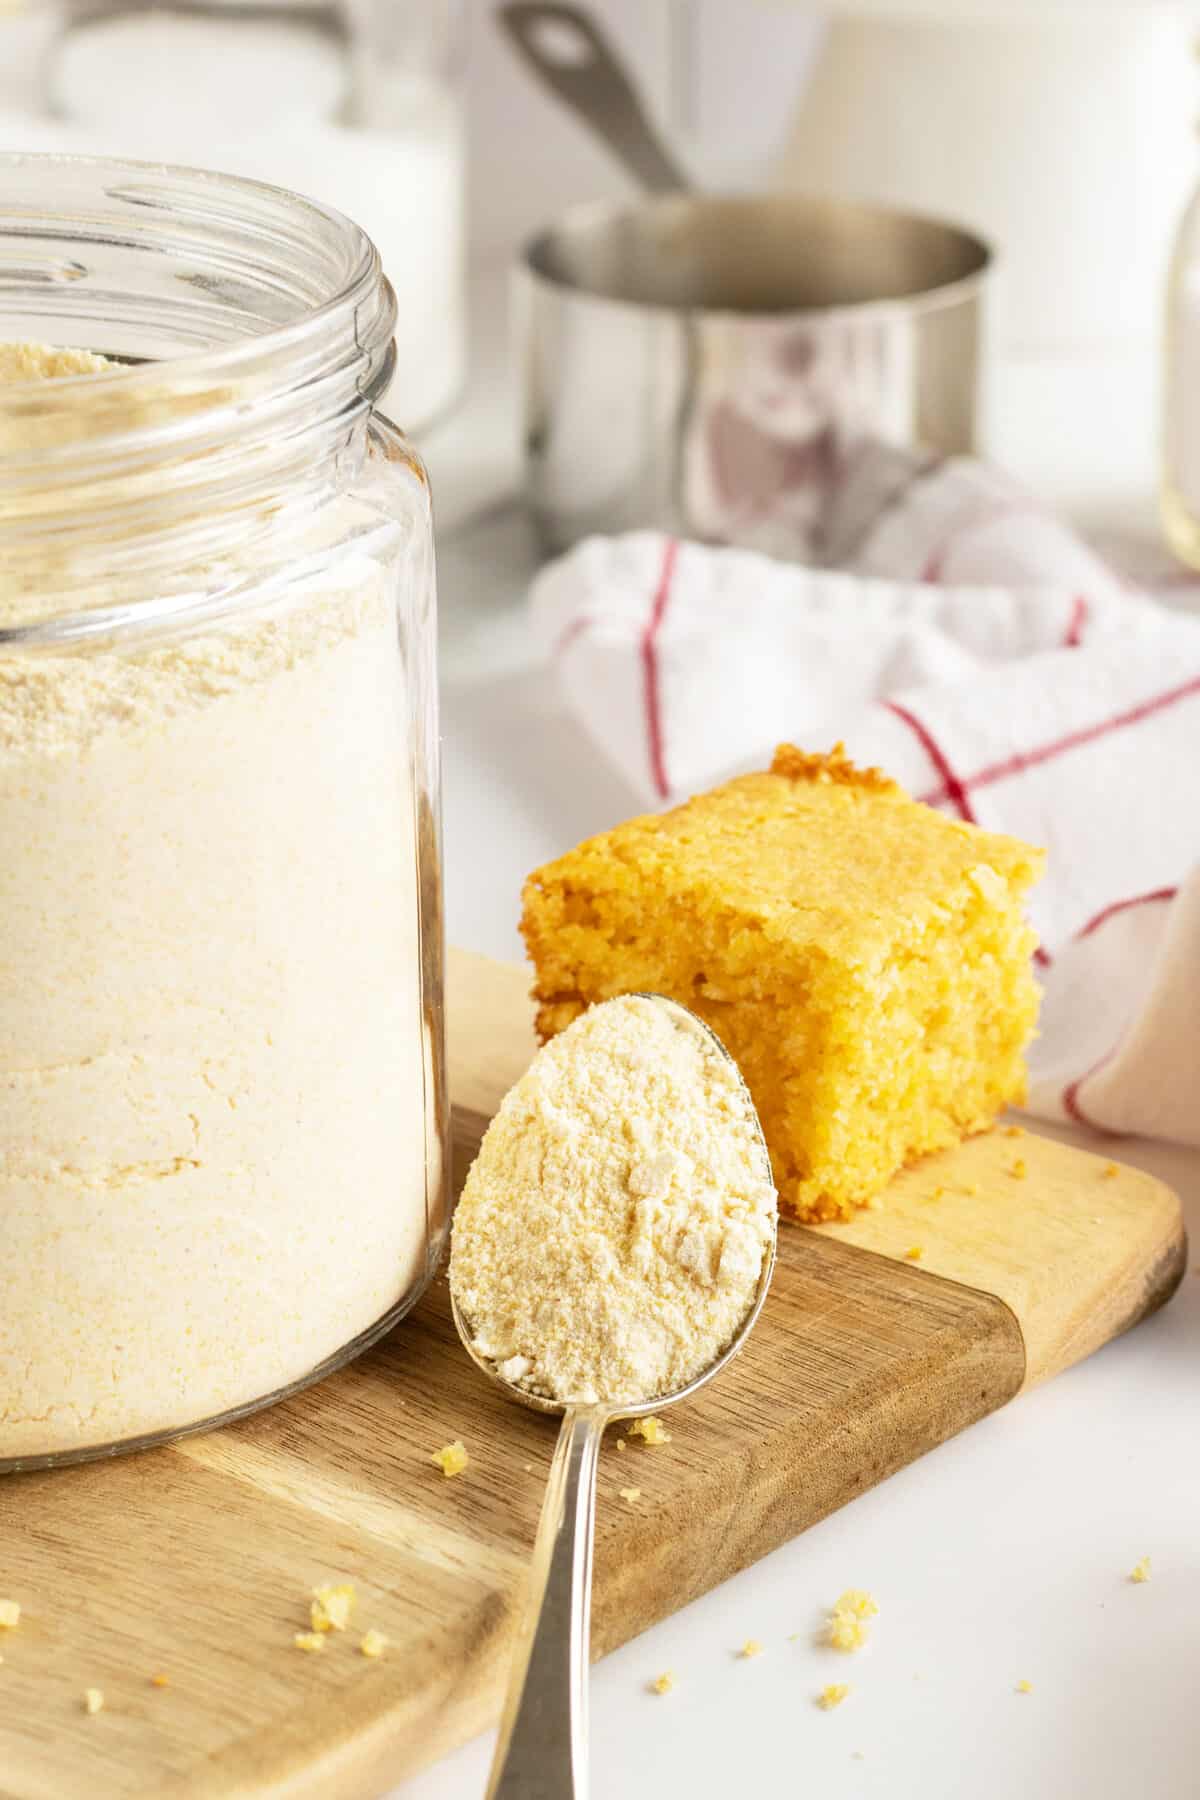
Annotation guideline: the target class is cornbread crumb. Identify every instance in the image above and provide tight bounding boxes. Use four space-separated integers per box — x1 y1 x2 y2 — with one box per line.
450 997 774 1405
619 1487 641 1505
83 1689 104 1716
1010 1159 1027 1180
523 1462 534 1472
904 1246 923 1262
818 1684 851 1709
963 1181 981 1197
150 1673 170 1689
1004 1125 1025 1138
829 1590 877 1651
650 1671 675 1695
522 744 1044 1222
1102 1163 1120 1180
866 1196 884 1212
360 1630 389 1659
311 1582 357 1633
616 1439 626 1452
431 1441 469 1478
1130 1556 1151 1584
629 1417 672 1446
739 1639 765 1659
1016 1680 1033 1694
293 1632 326 1654
0 1602 19 1630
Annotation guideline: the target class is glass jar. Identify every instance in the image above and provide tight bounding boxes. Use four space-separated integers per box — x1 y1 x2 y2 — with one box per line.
0 151 447 1471
32 0 466 432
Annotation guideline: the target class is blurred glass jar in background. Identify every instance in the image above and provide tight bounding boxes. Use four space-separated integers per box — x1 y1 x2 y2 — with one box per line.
29 0 465 432
1163 179 1200 571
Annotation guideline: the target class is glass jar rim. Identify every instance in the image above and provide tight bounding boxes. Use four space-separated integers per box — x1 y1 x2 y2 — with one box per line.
0 151 398 616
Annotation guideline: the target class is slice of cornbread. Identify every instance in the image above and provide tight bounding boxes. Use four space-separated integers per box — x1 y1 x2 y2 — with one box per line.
521 745 1044 1222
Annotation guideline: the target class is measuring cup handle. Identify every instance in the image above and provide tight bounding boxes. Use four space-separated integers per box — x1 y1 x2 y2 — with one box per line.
497 3 688 196
486 1404 608 1800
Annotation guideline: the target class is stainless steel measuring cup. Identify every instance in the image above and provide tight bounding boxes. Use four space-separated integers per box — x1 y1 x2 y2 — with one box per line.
502 3 993 563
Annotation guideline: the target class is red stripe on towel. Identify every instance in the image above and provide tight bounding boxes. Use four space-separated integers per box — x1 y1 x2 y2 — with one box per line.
641 538 679 801
884 700 978 822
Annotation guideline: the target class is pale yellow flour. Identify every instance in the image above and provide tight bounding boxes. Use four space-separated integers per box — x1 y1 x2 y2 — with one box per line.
0 344 430 1460
449 996 776 1405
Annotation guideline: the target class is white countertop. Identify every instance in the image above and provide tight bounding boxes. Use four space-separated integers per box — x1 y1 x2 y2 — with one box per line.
391 270 1199 1800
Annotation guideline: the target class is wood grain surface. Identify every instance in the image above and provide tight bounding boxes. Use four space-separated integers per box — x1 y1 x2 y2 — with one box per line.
0 949 1185 1800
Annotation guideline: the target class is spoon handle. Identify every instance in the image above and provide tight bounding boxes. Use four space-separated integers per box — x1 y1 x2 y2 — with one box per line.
486 1404 608 1800
497 3 688 197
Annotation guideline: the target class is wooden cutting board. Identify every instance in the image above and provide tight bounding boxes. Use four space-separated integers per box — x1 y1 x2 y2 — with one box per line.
0 949 1185 1800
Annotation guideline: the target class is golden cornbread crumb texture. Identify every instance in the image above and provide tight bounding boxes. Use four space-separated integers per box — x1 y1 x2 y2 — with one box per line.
0 1601 20 1629
1130 1556 1151 1584
650 1671 675 1695
83 1689 104 1716
818 1684 851 1710
904 1246 923 1262
1103 1163 1120 1180
361 1630 389 1659
619 1487 641 1505
311 1582 356 1633
1010 1158 1027 1180
830 1590 877 1651
431 1441 469 1478
294 1632 326 1654
629 1417 672 1446
450 998 774 1405
739 1640 764 1659
151 1673 170 1689
522 745 1044 1222
1016 1680 1033 1694
1004 1124 1025 1138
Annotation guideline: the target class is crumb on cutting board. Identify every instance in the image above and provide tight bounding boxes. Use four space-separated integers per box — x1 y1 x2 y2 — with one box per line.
361 1630 389 1659
1102 1163 1120 1179
311 1581 357 1633
83 1689 104 1716
150 1673 170 1689
293 1632 325 1654
629 1417 671 1446
431 1441 469 1478
904 1246 923 1263
619 1487 641 1505
1009 1158 1027 1179
0 1601 20 1630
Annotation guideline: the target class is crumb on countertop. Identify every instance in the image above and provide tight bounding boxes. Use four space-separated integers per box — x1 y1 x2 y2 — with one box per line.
818 1683 851 1709
629 1417 671 1446
0 1601 20 1630
1016 1680 1033 1694
739 1639 764 1659
361 1630 389 1659
619 1487 641 1505
1130 1556 1151 1584
829 1589 878 1652
650 1670 675 1695
293 1632 326 1654
83 1689 104 1716
431 1440 469 1478
311 1581 356 1633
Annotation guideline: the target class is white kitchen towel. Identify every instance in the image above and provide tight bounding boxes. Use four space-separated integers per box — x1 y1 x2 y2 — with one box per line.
531 465 1200 1146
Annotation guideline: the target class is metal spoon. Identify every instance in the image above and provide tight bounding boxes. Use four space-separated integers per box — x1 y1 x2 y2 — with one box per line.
497 2 688 197
450 995 777 1800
